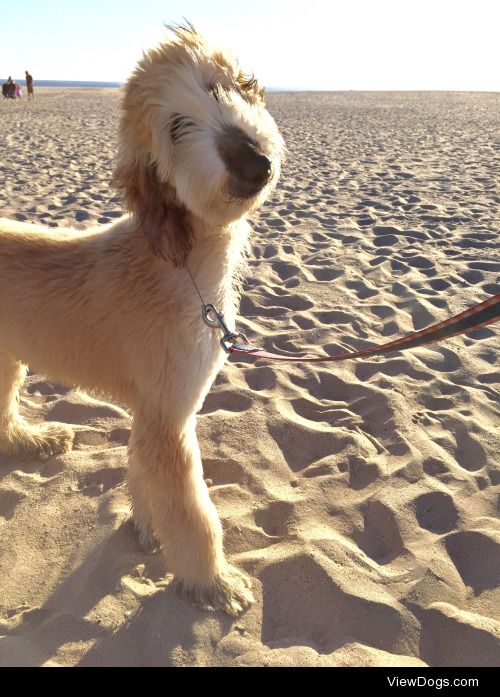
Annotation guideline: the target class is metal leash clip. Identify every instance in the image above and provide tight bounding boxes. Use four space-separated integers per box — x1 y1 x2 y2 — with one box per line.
201 303 249 353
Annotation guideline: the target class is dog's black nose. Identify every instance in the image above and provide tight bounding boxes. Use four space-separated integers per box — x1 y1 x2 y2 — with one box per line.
218 126 272 198
243 151 272 189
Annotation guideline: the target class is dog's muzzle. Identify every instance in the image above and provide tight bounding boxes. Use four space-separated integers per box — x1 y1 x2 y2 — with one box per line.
218 126 272 199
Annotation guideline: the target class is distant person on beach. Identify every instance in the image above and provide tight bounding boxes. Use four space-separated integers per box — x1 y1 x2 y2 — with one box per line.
15 83 22 99
25 71 34 100
3 76 15 99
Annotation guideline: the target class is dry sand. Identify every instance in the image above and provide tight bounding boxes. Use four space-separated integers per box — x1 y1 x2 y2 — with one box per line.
0 88 498 667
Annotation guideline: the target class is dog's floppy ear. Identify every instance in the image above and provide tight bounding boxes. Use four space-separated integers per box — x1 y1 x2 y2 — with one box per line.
114 158 193 267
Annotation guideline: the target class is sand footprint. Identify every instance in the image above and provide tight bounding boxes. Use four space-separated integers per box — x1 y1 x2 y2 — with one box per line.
309 267 343 282
271 261 301 281
267 421 348 472
202 458 246 486
0 489 26 521
442 420 488 472
468 261 500 272
459 270 484 285
482 282 499 295
290 397 356 428
413 491 459 533
78 466 127 497
421 395 455 411
260 553 416 655
313 309 354 325
344 456 381 490
413 347 461 373
477 371 500 385
373 234 399 247
354 499 406 564
345 279 378 300
429 279 451 292
201 389 252 415
254 501 296 537
444 531 500 594
416 602 500 667
244 366 277 392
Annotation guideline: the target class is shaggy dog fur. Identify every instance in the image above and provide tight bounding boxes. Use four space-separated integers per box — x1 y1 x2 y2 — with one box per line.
0 25 284 615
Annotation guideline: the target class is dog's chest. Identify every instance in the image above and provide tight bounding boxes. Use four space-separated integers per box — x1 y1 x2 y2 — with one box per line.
194 284 235 361
180 283 235 414
178 227 247 400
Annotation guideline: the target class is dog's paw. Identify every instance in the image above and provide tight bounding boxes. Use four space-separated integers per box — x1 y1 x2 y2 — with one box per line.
35 423 75 458
1 421 74 460
176 564 255 616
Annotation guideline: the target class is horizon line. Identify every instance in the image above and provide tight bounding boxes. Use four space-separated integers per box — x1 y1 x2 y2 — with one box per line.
5 80 500 94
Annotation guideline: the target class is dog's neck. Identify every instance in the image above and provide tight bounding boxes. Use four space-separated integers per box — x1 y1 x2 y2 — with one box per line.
189 212 249 255
183 214 250 312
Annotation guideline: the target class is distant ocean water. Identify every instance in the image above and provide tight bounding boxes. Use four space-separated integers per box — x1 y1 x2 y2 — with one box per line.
10 79 122 89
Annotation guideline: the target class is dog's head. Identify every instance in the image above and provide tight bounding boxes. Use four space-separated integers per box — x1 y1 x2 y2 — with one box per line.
114 24 284 265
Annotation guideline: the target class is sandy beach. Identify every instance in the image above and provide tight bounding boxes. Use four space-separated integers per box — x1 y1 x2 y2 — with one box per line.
0 88 498 667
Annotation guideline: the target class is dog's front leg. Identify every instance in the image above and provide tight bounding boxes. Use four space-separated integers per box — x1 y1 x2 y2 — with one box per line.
0 352 74 459
129 414 254 616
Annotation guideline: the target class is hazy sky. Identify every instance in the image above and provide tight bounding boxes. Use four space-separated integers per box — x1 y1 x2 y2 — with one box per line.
1 0 498 90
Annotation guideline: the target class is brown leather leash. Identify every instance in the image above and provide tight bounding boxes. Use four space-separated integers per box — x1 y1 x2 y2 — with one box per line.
199 290 500 363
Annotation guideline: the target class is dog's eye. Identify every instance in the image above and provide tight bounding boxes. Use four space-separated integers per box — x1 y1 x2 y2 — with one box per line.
170 114 194 143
